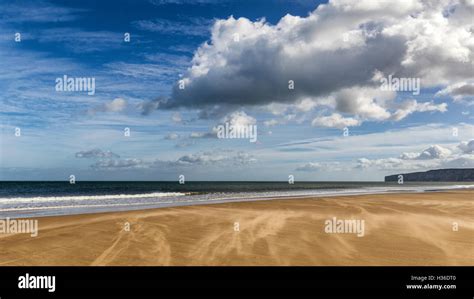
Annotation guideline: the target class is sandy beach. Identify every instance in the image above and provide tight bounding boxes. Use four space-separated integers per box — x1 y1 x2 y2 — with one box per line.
0 190 473 266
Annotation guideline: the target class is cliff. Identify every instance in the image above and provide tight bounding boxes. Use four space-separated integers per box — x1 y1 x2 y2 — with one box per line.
384 168 474 182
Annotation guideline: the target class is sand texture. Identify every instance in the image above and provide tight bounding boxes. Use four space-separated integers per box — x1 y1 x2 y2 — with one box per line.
1 191 473 266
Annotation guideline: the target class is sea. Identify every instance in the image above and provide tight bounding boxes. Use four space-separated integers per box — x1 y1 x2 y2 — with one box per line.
0 181 473 218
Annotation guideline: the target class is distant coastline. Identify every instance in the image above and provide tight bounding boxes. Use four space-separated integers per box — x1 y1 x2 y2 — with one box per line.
385 168 474 182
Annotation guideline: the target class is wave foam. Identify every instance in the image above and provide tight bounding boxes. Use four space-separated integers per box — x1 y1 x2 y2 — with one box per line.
0 192 187 204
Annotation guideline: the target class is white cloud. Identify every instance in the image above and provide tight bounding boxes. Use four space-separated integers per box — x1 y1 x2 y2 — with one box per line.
185 111 258 137
296 161 344 171
356 156 436 171
88 98 127 114
436 82 474 102
356 157 423 170
221 110 256 127
164 133 180 140
401 144 452 160
75 149 120 159
311 113 360 129
189 130 217 139
296 141 471 172
295 98 320 112
458 140 474 153
104 98 127 112
390 100 447 121
264 119 279 127
417 145 452 159
296 162 322 171
153 0 473 125
333 87 394 121
89 150 256 170
443 156 474 168
91 158 144 170
171 112 183 123
172 151 256 166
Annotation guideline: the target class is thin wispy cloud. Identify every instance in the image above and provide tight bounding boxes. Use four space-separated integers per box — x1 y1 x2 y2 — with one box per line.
0 0 85 24
132 17 213 37
37 28 125 53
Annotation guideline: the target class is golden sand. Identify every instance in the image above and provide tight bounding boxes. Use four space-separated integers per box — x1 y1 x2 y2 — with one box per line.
0 191 473 266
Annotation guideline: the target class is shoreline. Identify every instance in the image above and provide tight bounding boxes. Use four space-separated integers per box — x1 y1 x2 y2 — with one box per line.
0 190 473 266
2 186 474 219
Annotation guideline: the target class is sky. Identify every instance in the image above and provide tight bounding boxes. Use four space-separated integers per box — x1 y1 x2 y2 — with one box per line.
0 0 473 181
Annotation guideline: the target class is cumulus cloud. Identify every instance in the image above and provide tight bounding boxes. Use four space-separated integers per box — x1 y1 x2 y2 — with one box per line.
88 98 127 114
333 87 393 121
145 0 472 126
171 112 182 123
188 111 256 138
104 98 127 112
296 161 344 171
458 140 474 153
416 145 452 159
400 144 452 160
75 149 120 159
296 162 322 171
311 113 360 129
91 158 143 170
164 133 180 140
221 110 256 127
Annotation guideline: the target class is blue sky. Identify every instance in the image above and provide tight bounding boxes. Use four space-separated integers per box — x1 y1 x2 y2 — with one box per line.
0 0 473 181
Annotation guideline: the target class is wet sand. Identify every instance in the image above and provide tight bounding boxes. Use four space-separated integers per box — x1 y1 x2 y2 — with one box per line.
0 190 473 266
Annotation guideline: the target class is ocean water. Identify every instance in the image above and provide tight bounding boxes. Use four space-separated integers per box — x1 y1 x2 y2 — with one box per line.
0 181 473 218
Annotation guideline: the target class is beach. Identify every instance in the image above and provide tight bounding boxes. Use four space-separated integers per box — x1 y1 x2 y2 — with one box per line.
0 190 473 266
